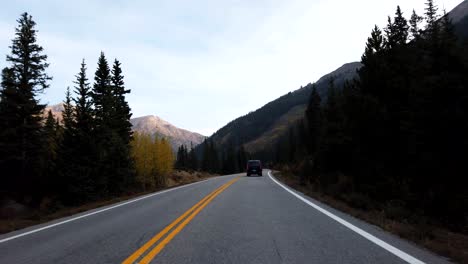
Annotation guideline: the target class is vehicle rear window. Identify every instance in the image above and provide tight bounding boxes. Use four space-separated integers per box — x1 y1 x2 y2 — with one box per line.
248 161 260 166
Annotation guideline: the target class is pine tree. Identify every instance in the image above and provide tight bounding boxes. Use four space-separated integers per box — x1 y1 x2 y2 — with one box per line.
385 6 409 50
176 144 189 170
92 52 113 195
73 59 93 137
360 25 388 98
424 0 439 44
392 6 409 46
41 110 59 195
0 13 51 200
361 25 384 65
236 145 247 172
187 142 198 171
62 87 74 131
202 139 220 173
108 59 134 194
111 59 133 143
440 10 457 48
210 140 220 173
425 0 439 29
201 139 210 172
93 52 112 127
319 78 346 172
222 144 238 174
57 87 80 203
0 68 20 196
176 145 183 169
305 85 323 155
409 9 423 40
68 60 99 200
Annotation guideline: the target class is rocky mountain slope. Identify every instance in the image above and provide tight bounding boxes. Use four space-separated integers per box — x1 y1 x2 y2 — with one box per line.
130 115 205 150
199 62 362 156
43 105 205 151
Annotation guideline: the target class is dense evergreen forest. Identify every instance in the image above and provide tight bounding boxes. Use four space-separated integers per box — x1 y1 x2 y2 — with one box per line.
274 1 468 232
0 13 175 210
176 139 248 175
191 0 468 233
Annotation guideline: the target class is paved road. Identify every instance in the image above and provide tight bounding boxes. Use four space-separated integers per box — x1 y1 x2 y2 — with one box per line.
0 170 451 264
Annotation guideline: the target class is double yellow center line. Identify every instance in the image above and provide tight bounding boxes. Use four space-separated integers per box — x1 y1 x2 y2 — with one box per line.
122 177 240 264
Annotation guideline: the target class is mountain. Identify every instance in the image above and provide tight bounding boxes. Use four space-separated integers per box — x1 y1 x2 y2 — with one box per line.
450 0 468 40
43 105 205 151
449 0 468 24
203 1 468 158
44 103 64 121
202 62 362 156
130 115 205 150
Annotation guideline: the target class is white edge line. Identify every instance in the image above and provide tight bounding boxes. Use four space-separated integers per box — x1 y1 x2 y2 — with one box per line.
267 170 425 264
0 177 215 244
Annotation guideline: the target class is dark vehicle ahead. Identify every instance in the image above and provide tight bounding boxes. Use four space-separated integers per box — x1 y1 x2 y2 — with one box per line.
246 160 262 176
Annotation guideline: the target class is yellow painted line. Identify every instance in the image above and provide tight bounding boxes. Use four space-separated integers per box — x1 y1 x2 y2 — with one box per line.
139 177 240 264
122 177 239 264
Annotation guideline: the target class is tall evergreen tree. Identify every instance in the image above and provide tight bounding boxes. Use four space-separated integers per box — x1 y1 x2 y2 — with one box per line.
70 60 97 200
111 59 132 142
202 139 220 173
385 6 408 49
92 52 113 195
361 25 384 69
210 140 220 173
74 59 93 137
62 87 74 131
0 68 20 196
236 145 247 172
424 0 440 44
187 143 198 171
40 110 59 196
176 145 188 170
424 0 439 29
0 13 51 200
305 85 323 155
108 59 134 193
201 139 210 172
57 87 79 203
318 78 347 173
93 52 112 127
392 6 409 46
409 9 423 40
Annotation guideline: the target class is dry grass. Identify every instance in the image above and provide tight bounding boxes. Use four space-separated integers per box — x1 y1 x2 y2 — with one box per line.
273 170 468 264
0 170 218 235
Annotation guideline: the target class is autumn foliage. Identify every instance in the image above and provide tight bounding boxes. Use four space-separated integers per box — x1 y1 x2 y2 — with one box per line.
131 132 175 190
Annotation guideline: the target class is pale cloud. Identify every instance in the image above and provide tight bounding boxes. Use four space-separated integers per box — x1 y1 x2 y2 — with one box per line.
0 0 462 136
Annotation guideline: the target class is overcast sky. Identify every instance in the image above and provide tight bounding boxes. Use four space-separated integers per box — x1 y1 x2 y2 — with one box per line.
0 0 462 136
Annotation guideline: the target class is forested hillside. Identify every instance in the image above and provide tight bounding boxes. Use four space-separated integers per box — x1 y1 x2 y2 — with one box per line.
194 0 468 235
274 0 468 234
195 62 361 164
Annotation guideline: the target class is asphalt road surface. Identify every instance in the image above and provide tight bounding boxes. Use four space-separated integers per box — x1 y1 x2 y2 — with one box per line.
0 170 451 264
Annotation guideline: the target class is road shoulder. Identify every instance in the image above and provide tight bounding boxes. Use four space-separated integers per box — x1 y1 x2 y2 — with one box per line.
269 170 459 263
